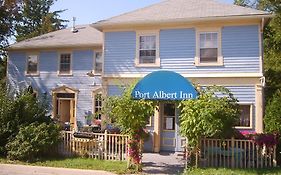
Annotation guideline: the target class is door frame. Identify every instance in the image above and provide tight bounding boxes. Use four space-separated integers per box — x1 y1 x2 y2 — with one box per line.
52 85 78 130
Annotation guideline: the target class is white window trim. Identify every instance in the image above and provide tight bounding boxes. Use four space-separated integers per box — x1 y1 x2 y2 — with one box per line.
92 89 102 120
235 102 253 129
146 116 152 127
93 50 103 75
25 53 40 76
135 30 160 68
195 27 223 66
57 52 73 76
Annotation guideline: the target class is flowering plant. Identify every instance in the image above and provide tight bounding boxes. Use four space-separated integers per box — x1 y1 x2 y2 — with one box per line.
239 131 278 148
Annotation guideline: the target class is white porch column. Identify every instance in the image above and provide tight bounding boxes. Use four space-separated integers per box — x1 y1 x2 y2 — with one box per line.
255 84 264 133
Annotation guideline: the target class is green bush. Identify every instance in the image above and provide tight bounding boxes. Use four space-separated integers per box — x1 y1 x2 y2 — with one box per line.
6 122 61 161
0 89 51 155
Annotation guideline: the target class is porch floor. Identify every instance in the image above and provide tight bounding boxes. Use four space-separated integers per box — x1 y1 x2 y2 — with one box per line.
142 152 185 175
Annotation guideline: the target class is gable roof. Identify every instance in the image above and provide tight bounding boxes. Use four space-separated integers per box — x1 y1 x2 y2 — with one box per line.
9 25 102 50
92 0 272 30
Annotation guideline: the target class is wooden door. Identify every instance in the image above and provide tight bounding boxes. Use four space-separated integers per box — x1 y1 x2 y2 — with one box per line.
59 100 71 123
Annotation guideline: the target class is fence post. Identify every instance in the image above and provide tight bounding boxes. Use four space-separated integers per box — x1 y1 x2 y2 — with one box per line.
273 145 277 167
104 130 108 160
231 137 235 168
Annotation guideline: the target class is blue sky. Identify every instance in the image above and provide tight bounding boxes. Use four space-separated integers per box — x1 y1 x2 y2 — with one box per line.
51 0 235 27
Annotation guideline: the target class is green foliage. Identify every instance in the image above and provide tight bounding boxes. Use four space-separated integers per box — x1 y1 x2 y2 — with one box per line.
179 86 240 147
15 0 67 42
103 84 155 170
264 89 281 134
103 84 155 136
6 122 60 161
0 88 51 155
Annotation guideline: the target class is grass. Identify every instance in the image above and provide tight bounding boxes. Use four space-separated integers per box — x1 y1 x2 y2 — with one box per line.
0 156 131 174
185 167 281 175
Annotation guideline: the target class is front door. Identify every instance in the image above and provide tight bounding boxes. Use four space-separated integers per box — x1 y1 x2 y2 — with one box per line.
58 99 71 126
160 103 177 152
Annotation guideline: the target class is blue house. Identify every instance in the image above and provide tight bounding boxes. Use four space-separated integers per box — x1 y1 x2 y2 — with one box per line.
7 25 104 129
7 0 272 152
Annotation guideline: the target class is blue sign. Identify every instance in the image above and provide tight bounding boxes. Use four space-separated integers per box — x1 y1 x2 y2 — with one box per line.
132 70 198 100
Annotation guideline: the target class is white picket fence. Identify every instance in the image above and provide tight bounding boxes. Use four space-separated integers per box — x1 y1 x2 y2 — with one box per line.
58 131 129 161
199 138 277 168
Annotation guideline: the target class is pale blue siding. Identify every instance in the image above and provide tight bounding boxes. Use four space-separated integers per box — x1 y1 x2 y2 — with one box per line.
104 25 260 75
8 50 101 125
222 25 259 57
107 85 124 96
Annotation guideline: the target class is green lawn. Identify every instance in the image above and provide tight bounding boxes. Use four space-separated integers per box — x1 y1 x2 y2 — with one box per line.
0 157 130 174
185 167 281 175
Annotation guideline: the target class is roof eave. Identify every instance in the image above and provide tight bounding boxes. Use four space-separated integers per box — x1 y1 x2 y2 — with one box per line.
7 43 103 51
92 14 273 31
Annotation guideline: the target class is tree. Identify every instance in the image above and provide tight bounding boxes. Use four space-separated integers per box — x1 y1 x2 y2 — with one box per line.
15 0 67 42
179 86 240 166
264 90 281 134
102 84 155 171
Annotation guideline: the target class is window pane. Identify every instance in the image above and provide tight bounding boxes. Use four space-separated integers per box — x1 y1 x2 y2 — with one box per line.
200 48 218 62
59 54 71 74
236 105 251 127
95 52 102 73
139 35 156 64
94 94 102 120
27 55 38 73
163 117 175 130
164 103 175 116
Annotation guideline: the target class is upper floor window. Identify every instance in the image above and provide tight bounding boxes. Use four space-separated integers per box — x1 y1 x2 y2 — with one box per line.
195 28 223 66
140 35 156 63
236 104 252 128
59 53 71 75
200 32 218 63
135 31 160 67
26 55 39 75
94 51 102 74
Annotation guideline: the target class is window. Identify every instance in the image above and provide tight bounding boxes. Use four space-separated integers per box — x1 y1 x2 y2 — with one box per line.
59 53 71 75
200 32 218 63
236 104 251 127
136 31 160 67
94 52 102 74
94 93 102 120
163 103 175 130
26 55 38 74
195 28 223 66
139 35 156 64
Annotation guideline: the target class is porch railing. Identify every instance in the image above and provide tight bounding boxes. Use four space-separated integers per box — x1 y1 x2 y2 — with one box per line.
58 131 129 161
199 137 277 168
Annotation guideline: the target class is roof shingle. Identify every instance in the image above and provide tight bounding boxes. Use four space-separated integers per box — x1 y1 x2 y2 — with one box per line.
9 25 102 50
93 0 271 28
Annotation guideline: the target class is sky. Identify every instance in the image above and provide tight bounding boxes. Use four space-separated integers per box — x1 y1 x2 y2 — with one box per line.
51 0 235 27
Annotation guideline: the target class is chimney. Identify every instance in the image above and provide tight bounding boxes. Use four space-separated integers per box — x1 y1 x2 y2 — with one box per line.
71 17 78 33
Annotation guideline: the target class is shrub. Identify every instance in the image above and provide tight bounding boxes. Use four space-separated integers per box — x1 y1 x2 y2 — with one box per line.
0 89 51 155
6 122 60 161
